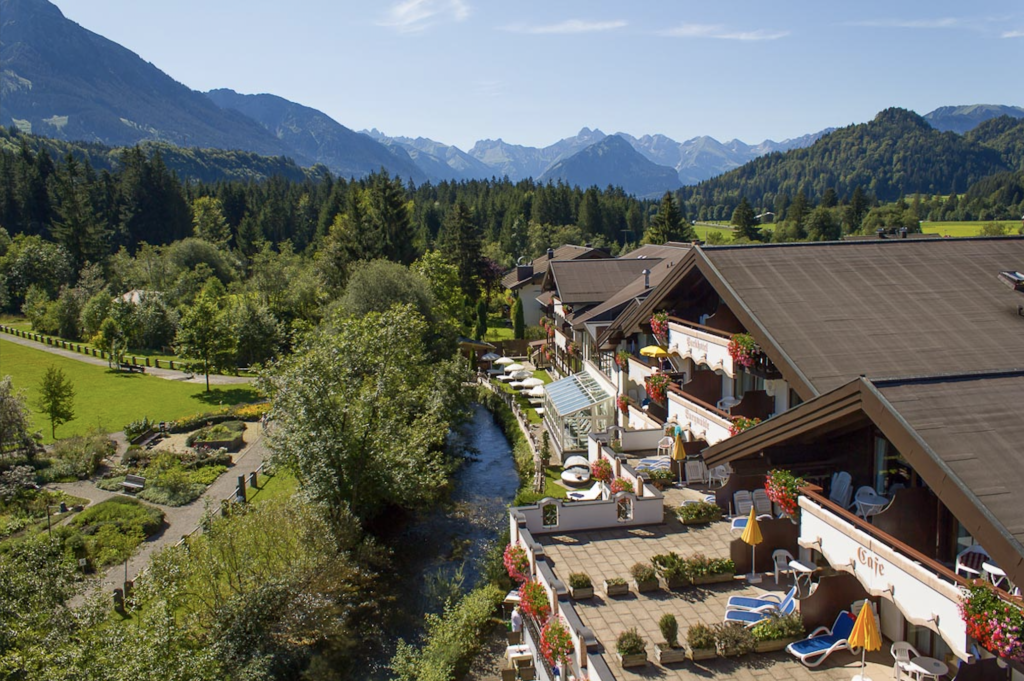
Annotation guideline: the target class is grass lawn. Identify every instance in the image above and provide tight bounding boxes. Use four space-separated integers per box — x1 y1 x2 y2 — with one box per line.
921 220 1022 237
483 316 514 342
246 469 298 503
694 223 735 241
0 337 260 442
542 466 567 499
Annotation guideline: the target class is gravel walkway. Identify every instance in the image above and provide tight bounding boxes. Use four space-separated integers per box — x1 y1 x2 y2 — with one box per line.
0 333 252 385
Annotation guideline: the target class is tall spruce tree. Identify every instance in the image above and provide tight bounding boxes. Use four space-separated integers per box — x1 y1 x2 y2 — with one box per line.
51 154 108 273
438 201 482 298
644 192 694 244
731 197 760 240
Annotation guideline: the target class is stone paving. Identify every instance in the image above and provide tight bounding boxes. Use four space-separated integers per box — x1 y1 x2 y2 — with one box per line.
538 514 897 681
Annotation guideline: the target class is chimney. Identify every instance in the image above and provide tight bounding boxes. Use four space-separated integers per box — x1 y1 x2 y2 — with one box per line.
642 268 651 289
547 247 555 260
516 263 534 281
899 227 908 239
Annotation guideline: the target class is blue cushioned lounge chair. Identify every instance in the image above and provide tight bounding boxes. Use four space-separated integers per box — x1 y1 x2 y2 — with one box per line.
786 611 857 667
726 586 797 613
722 591 796 626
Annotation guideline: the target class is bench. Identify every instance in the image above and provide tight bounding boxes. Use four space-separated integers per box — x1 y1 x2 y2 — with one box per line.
119 363 145 374
122 474 146 493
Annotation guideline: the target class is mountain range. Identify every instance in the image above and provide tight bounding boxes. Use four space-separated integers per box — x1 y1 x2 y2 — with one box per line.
1 0 1022 196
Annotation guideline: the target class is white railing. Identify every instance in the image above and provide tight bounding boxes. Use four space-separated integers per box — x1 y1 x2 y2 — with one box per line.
667 391 733 445
626 404 661 430
667 320 735 377
799 495 971 661
626 354 657 386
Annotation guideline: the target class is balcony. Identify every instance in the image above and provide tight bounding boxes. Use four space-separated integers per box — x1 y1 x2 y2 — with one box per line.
666 386 733 445
667 318 736 377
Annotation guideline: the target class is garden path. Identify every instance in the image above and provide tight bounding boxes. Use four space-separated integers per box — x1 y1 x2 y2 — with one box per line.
0 334 252 385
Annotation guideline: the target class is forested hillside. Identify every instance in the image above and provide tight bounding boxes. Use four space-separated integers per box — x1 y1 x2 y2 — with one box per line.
966 116 1024 172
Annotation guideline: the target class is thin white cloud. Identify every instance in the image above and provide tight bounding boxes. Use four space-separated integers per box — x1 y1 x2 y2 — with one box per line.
1003 29 1024 38
847 17 963 29
504 19 628 35
660 23 788 41
379 0 469 34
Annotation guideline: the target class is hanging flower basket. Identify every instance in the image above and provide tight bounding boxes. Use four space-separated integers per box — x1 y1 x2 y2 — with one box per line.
540 617 575 668
568 342 580 357
519 580 552 624
650 312 669 343
729 416 761 436
591 458 613 483
615 350 631 369
765 469 804 518
610 478 634 494
646 373 671 403
728 333 757 369
616 394 630 415
960 583 1024 663
504 543 530 583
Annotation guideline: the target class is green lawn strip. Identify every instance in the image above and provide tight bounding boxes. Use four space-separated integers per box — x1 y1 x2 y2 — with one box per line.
493 377 541 424
483 316 514 342
921 220 1021 237
542 466 568 499
0 337 259 443
531 369 552 384
245 469 298 503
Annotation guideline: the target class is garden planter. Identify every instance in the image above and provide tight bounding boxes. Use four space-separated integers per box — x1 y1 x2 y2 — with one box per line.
604 580 629 597
569 585 594 600
754 638 799 653
633 579 659 594
686 646 717 661
692 573 734 586
665 575 692 590
679 516 716 526
617 652 648 668
655 644 688 664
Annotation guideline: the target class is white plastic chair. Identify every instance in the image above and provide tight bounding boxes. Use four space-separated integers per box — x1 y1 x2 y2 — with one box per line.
890 641 921 680
772 549 795 585
684 460 708 486
955 545 990 579
656 436 673 458
708 464 731 487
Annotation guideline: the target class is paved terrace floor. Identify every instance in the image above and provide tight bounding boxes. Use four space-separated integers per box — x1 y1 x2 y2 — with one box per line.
538 511 896 681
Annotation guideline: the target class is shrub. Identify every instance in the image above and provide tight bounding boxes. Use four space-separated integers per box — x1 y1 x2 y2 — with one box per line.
713 622 755 656
73 496 165 537
605 577 626 587
123 417 155 441
95 475 126 491
503 543 529 582
648 469 675 485
590 458 612 483
676 500 723 524
540 617 574 668
188 465 227 486
231 402 270 421
186 420 245 447
659 614 679 647
651 552 687 580
616 628 646 656
610 478 634 494
568 572 591 589
750 612 806 642
518 580 551 623
630 562 656 583
687 623 716 650
38 434 113 482
687 554 736 577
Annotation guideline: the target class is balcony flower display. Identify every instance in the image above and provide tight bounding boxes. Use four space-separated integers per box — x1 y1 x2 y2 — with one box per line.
610 478 634 494
540 617 574 668
519 579 551 623
615 350 631 369
568 342 580 357
616 394 630 415
646 372 671 403
765 469 805 518
504 543 530 582
591 458 613 483
650 312 669 343
959 583 1024 663
729 416 761 436
728 333 757 369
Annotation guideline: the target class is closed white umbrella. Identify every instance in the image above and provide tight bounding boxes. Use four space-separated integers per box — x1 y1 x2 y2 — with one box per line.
521 377 544 388
504 363 525 373
527 386 546 397
482 352 502 362
510 370 531 380
494 357 514 366
563 455 590 469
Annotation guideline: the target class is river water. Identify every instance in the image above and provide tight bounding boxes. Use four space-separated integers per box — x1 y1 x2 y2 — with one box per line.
364 403 519 678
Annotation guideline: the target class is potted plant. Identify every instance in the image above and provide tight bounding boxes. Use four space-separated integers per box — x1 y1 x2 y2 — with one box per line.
645 372 671 403
616 627 648 668
568 572 593 600
687 555 736 585
540 617 575 670
728 415 762 436
650 312 669 343
590 458 613 484
610 478 634 495
686 623 717 661
647 468 674 490
713 622 755 657
959 583 1024 664
518 580 551 624
765 469 805 520
630 562 659 593
504 543 530 583
676 501 724 525
750 612 806 653
603 576 628 597
652 552 690 589
616 394 630 415
653 614 687 664
614 350 631 369
727 333 757 368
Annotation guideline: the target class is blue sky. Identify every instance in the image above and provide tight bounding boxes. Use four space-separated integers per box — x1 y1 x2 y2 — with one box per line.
56 0 1023 150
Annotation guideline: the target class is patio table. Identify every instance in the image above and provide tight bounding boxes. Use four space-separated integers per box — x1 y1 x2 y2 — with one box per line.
854 488 888 519
505 644 531 667
909 655 948 680
790 559 816 596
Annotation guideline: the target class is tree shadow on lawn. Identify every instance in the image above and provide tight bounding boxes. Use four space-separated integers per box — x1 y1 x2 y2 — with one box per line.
191 387 261 406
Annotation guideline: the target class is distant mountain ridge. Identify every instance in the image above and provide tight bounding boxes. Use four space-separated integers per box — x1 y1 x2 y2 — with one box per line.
924 104 1024 134
538 135 681 198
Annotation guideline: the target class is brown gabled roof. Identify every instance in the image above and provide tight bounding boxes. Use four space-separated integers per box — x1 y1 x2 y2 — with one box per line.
500 245 606 289
618 242 693 260
547 258 658 305
571 255 681 329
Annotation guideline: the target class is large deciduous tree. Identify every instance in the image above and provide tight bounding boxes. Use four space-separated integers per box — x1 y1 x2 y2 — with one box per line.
0 376 37 456
174 294 235 391
260 304 467 524
35 366 75 439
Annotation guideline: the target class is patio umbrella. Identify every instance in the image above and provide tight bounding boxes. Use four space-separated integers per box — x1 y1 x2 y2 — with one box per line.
521 377 545 388
510 370 531 380
527 386 546 398
482 352 502 362
505 363 525 373
640 345 669 358
672 432 686 485
563 455 589 469
740 508 763 584
849 601 881 681
494 357 514 365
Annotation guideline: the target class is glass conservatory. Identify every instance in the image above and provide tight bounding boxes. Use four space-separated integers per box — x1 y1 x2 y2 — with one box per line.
542 372 613 456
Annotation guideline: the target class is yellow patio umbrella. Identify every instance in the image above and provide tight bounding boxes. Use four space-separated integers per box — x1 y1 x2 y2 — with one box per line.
849 601 881 681
639 345 669 358
740 507 763 584
672 432 686 485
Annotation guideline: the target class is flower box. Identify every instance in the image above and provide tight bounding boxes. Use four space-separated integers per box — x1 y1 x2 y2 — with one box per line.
655 644 688 664
569 585 594 600
604 580 629 597
633 578 660 594
754 637 799 653
692 572 735 586
686 646 717 661
618 652 648 668
665 575 692 589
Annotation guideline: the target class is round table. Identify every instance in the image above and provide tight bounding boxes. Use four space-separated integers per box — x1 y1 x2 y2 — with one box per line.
909 656 948 679
854 489 889 518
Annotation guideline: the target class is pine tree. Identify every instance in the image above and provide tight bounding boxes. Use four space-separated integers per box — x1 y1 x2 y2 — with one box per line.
438 201 482 298
191 196 231 246
644 192 694 244
731 197 760 240
512 295 525 340
50 154 108 273
474 300 488 340
36 366 75 439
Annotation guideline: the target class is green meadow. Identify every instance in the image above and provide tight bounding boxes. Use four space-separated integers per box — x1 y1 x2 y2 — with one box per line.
921 220 1021 237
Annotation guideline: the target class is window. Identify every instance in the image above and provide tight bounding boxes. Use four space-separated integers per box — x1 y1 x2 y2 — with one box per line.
542 503 558 528
616 497 633 522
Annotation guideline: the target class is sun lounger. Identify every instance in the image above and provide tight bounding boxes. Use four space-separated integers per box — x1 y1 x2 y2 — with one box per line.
726 587 797 612
786 611 857 667
567 482 605 502
723 591 796 626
